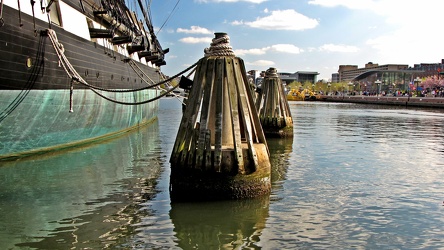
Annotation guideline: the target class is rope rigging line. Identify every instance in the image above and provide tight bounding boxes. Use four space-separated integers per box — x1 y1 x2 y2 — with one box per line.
127 59 156 86
163 65 197 105
0 34 46 123
89 81 181 105
0 0 5 27
145 0 153 29
46 28 197 105
156 0 181 36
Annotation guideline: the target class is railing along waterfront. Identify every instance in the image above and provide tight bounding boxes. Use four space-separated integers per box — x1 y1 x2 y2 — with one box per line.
316 95 444 108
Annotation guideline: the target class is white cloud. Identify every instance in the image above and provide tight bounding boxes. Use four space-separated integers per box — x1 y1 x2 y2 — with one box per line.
235 44 302 56
179 37 213 44
365 28 439 64
309 0 444 26
363 1 444 64
270 44 303 54
308 0 376 10
319 44 359 53
195 0 268 3
235 48 267 56
177 26 213 34
231 20 244 26
232 9 318 31
377 1 444 26
246 60 275 67
309 0 444 65
307 47 317 52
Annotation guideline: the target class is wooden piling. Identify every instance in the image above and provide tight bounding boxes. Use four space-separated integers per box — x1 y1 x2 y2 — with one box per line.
255 67 293 138
169 33 271 201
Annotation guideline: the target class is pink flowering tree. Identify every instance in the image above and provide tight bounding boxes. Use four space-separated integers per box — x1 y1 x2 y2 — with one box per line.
420 76 444 90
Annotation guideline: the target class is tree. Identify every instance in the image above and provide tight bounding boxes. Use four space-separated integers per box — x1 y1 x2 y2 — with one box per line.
421 76 444 90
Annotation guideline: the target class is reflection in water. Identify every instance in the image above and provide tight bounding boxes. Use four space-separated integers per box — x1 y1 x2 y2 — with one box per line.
1 100 444 249
261 102 444 249
170 196 269 249
267 137 293 199
0 121 163 249
166 138 292 249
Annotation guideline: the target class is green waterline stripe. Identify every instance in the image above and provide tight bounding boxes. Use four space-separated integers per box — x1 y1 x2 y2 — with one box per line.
0 117 158 162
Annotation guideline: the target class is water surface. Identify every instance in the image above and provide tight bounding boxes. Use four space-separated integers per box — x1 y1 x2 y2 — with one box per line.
1 99 443 249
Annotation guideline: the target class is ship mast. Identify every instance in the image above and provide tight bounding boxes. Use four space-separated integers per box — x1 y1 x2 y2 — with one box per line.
135 0 164 56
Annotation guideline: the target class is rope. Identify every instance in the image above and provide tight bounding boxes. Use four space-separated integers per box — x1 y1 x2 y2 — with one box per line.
0 0 4 27
0 34 46 123
89 82 180 105
204 33 235 57
31 0 37 35
127 59 156 86
86 61 195 92
79 61 197 93
69 78 74 112
17 0 23 27
47 29 198 105
156 0 181 36
265 67 278 78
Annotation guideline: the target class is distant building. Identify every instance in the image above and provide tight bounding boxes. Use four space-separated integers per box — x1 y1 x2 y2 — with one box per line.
333 59 444 83
331 73 339 83
247 70 320 87
336 62 408 83
278 71 319 85
329 60 444 94
410 59 444 77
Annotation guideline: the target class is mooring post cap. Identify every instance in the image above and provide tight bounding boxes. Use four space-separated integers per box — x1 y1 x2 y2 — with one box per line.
214 32 228 38
265 67 278 77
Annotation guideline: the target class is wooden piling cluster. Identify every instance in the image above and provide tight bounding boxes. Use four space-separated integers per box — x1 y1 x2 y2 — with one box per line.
255 67 293 138
169 33 271 201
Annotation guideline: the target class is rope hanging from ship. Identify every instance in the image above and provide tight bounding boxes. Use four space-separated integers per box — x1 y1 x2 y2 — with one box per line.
88 59 196 105
126 60 156 86
0 34 46 123
0 0 192 121
0 0 4 27
46 29 197 105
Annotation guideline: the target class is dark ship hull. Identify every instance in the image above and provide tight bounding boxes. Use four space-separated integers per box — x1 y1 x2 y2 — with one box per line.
0 1 165 160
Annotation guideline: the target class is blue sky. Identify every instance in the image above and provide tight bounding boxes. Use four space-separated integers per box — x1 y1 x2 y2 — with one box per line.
149 0 443 81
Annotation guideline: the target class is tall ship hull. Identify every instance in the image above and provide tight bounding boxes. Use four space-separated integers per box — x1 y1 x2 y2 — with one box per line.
0 0 168 160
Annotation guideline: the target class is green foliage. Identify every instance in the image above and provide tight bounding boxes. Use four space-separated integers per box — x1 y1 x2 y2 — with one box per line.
170 78 178 87
286 80 358 94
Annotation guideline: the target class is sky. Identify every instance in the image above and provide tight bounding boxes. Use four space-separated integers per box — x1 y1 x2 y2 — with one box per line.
148 0 443 81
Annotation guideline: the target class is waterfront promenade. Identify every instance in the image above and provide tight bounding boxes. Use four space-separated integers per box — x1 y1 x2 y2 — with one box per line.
317 95 444 108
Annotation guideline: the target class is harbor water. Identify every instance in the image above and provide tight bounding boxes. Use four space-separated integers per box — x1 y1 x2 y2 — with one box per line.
1 98 443 249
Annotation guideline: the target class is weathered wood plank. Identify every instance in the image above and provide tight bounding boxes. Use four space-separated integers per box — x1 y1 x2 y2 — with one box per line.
186 123 200 167
238 59 267 147
225 57 244 174
171 59 207 165
213 57 225 170
196 59 215 170
204 129 212 170
234 58 258 172
255 86 263 113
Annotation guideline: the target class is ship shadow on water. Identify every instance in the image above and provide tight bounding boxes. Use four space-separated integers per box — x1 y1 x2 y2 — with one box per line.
0 121 164 249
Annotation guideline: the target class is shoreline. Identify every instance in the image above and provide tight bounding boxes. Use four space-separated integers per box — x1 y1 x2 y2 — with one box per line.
315 95 444 108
